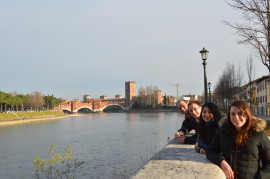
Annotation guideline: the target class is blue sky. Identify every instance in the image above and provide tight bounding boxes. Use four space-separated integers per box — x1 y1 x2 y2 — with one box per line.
0 0 268 100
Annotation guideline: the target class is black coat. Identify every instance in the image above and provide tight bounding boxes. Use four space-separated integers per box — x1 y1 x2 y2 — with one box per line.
178 114 198 144
200 118 220 144
196 118 219 153
206 118 270 179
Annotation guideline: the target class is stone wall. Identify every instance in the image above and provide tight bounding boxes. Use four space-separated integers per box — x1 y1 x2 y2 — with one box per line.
132 139 226 179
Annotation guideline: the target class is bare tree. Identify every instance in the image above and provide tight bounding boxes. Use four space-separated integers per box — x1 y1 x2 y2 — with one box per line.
137 85 159 108
214 62 243 109
138 87 146 108
246 54 256 82
146 86 153 105
225 0 270 74
246 54 256 109
27 91 44 110
236 61 244 88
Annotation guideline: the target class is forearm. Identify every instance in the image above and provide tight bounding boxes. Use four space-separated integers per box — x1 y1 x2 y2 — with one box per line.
195 146 201 153
184 135 197 144
179 120 193 135
177 128 187 134
206 152 226 167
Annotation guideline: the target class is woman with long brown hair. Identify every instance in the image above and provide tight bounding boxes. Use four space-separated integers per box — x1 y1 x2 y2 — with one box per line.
206 100 270 179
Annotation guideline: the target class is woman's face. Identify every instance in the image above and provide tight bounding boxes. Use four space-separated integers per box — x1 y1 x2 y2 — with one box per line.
230 106 247 130
201 106 214 122
188 103 201 119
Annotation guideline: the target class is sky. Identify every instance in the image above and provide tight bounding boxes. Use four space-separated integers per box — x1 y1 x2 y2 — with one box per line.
0 0 269 100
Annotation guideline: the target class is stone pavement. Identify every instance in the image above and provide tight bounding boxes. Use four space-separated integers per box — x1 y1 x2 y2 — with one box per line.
132 139 226 179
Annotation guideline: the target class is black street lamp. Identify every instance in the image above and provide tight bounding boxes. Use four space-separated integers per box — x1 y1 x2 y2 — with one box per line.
200 47 209 103
208 82 211 102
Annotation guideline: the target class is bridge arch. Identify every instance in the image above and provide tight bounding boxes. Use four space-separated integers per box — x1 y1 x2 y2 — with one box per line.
101 104 126 111
62 108 71 114
76 106 94 113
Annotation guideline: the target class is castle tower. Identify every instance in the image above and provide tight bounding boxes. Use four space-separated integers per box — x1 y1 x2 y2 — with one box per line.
154 90 163 105
125 81 136 108
83 95 91 103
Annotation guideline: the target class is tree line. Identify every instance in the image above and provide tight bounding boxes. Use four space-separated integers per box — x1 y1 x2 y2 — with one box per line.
213 0 270 111
213 55 257 111
0 91 62 112
132 85 176 109
136 86 160 109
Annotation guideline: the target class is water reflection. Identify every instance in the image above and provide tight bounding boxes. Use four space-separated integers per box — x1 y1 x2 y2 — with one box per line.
0 112 183 178
127 112 138 121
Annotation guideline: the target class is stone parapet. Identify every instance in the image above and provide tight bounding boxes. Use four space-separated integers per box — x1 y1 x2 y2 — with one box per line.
132 139 226 179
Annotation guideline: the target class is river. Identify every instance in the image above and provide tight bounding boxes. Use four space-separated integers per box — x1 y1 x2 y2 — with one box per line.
0 112 183 179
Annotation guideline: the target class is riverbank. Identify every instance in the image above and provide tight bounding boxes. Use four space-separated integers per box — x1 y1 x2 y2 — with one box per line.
0 111 67 127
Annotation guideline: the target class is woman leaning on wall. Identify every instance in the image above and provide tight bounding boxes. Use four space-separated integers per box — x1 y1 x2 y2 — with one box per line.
206 100 270 179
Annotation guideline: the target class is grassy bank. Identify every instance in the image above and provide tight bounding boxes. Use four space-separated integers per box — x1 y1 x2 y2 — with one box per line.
0 111 66 122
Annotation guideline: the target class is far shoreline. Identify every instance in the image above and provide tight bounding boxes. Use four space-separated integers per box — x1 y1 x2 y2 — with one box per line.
0 110 180 127
0 115 68 127
0 110 85 127
0 114 87 127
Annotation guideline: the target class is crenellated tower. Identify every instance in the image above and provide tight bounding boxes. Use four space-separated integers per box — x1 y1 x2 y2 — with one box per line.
125 81 136 108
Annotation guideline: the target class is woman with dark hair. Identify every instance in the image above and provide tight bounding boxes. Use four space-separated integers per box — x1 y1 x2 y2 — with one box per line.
206 100 270 179
195 102 221 154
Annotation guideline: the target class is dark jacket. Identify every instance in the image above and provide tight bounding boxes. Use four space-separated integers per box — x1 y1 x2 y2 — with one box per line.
195 118 219 153
178 113 198 144
206 118 270 179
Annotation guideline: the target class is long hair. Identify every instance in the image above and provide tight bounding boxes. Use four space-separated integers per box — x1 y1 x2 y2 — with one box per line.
198 102 221 143
227 100 254 146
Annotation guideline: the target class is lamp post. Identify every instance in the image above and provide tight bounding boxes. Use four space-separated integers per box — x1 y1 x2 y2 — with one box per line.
208 82 211 102
200 47 209 103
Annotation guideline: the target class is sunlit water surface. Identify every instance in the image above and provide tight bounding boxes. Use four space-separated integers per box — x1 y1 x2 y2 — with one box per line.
0 112 183 179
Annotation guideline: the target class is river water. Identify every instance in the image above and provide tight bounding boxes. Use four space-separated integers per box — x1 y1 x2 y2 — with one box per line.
0 112 183 179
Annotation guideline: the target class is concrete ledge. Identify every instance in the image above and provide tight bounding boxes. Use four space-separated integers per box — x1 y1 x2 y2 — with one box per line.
132 139 226 179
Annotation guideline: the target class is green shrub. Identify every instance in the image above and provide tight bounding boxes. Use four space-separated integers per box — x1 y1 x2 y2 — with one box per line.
33 145 84 179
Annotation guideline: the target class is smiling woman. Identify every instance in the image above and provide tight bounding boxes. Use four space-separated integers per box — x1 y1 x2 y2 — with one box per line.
230 106 248 131
206 100 270 179
196 102 221 154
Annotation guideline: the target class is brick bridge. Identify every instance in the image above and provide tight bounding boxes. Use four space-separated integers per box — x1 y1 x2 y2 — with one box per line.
56 98 127 113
